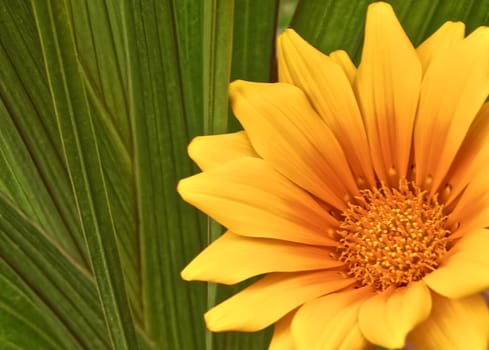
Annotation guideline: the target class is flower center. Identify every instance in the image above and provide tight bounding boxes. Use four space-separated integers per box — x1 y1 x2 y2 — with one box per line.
336 180 450 291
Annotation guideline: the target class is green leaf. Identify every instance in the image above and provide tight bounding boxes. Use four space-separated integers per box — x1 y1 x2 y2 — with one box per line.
30 2 137 349
230 1 278 83
3 0 489 349
0 0 89 267
0 194 108 349
291 0 370 62
292 0 489 63
122 0 207 348
390 0 489 45
228 0 280 131
203 0 235 135
67 0 141 320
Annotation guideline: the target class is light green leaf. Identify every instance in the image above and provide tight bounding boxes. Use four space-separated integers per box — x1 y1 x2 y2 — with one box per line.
203 0 235 135
122 0 207 348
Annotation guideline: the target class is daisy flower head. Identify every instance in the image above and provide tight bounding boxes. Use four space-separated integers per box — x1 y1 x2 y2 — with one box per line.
178 2 489 349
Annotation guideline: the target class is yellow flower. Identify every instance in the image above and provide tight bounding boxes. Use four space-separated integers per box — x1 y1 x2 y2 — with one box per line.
178 2 489 349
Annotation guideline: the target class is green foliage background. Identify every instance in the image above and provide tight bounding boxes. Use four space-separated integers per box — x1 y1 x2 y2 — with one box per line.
0 0 488 349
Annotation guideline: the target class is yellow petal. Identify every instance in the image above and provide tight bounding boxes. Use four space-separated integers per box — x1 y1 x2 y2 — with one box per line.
229 80 358 210
358 281 431 349
447 164 489 238
414 27 489 193
181 231 342 284
329 50 356 84
178 157 337 246
188 131 258 171
355 2 422 183
205 270 355 332
277 37 294 84
291 288 374 350
269 311 296 350
277 30 374 187
417 21 465 73
409 293 489 350
443 103 489 205
423 228 489 298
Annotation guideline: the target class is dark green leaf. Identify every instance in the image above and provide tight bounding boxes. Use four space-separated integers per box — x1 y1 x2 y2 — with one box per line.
0 194 108 349
292 0 489 63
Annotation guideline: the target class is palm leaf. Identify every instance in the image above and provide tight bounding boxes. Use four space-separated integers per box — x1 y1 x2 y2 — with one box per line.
1 1 488 349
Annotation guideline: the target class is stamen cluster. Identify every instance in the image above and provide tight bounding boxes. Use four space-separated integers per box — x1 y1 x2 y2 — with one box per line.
336 181 450 291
